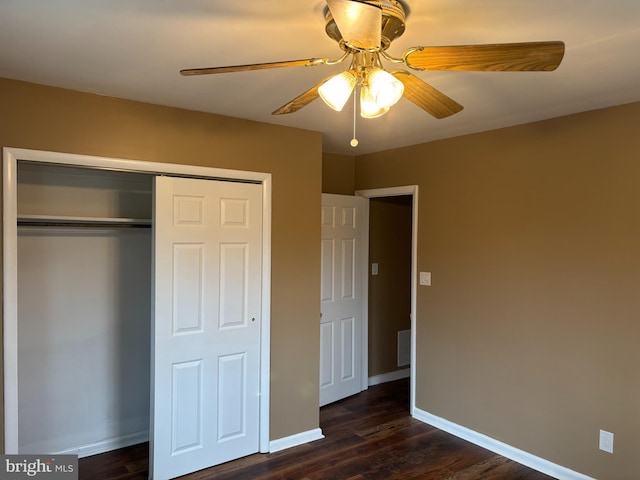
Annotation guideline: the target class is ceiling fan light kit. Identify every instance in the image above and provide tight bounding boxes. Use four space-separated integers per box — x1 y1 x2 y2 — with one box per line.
360 84 390 119
367 68 404 109
318 70 358 111
180 0 565 145
318 64 404 116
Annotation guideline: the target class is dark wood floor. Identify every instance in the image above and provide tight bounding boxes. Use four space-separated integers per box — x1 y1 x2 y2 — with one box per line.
80 379 553 480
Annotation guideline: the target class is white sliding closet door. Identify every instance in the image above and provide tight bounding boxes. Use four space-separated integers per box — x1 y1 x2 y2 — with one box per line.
152 176 262 480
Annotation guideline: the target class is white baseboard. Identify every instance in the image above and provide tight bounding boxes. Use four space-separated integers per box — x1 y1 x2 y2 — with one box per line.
55 427 325 459
368 368 410 386
56 430 149 459
412 408 595 480
269 428 324 453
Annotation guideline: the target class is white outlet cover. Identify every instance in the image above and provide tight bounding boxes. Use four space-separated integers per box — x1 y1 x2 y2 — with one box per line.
599 429 614 454
419 272 431 286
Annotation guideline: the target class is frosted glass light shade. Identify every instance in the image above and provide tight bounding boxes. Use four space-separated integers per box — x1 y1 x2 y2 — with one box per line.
368 68 404 109
318 70 358 111
360 84 390 118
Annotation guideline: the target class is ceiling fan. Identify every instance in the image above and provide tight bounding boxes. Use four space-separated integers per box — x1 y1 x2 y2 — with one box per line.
180 0 564 121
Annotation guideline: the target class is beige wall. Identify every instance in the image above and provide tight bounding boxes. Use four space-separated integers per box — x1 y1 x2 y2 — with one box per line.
0 77 322 445
354 102 640 480
322 152 355 195
368 196 412 377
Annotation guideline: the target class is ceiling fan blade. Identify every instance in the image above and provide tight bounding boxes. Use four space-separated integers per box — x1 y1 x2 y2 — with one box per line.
391 70 463 119
271 77 332 115
404 41 565 72
180 58 328 76
326 0 382 50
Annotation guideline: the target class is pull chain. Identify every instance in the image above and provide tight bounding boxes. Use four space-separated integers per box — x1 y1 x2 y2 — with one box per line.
350 86 359 148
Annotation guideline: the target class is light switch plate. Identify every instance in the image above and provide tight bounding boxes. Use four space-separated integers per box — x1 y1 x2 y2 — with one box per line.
419 272 431 286
599 429 614 453
371 263 379 276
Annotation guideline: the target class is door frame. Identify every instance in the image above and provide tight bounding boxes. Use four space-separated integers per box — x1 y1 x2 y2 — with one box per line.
356 186 418 414
2 146 272 454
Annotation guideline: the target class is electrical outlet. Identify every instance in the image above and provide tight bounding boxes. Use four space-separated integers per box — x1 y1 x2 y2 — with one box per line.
599 429 614 454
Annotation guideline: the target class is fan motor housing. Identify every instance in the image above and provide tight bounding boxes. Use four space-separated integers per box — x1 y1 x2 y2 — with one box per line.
325 0 406 51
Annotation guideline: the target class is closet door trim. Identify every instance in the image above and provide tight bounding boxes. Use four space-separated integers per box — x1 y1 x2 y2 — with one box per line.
2 147 272 454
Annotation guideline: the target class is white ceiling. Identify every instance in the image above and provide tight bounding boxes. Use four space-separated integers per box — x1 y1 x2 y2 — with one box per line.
1 0 639 155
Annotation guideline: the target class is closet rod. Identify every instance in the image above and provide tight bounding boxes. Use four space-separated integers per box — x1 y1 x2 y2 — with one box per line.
17 214 152 228
18 221 151 229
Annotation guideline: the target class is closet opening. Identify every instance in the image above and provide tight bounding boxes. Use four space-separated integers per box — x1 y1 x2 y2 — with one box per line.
4 148 273 472
16 162 153 456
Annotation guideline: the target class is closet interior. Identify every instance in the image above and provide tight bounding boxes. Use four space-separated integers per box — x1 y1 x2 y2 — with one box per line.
16 162 153 456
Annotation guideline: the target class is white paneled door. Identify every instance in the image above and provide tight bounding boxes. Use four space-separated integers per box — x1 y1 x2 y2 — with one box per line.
320 194 365 406
152 176 262 480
